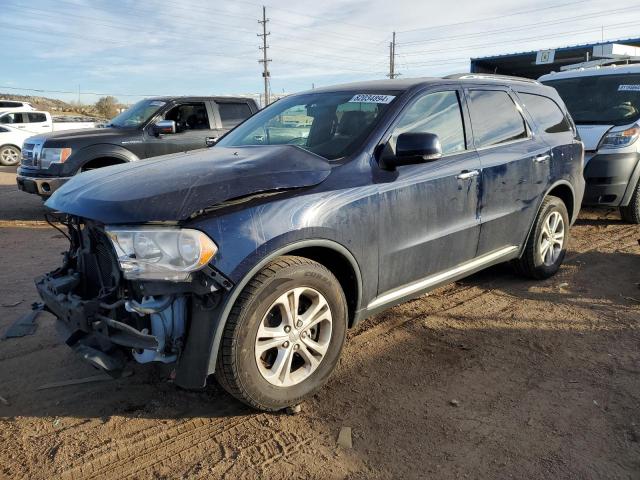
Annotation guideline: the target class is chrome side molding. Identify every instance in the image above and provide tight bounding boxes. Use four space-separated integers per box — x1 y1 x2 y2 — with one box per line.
368 245 519 310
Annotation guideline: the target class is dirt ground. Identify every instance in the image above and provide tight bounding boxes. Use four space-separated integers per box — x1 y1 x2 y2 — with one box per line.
0 165 639 479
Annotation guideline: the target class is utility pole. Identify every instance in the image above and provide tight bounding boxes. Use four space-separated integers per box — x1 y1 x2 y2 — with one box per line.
388 31 398 79
258 6 271 107
77 84 81 105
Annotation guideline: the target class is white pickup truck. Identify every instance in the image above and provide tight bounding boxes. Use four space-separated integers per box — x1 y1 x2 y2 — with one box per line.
0 110 98 166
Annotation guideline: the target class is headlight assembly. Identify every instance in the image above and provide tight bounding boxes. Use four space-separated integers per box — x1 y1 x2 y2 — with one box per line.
600 125 640 149
40 147 72 168
106 227 217 281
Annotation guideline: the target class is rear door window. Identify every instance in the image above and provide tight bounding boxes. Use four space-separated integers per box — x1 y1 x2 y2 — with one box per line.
218 102 253 128
468 90 528 148
392 90 466 155
27 113 47 123
519 93 571 134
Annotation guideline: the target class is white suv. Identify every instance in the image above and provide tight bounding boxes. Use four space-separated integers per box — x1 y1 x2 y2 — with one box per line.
0 100 35 112
540 64 640 223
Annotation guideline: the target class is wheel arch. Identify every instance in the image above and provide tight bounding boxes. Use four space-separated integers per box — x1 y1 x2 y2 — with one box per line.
0 143 21 151
547 182 575 221
74 144 139 171
620 156 640 206
81 156 128 170
518 180 577 258
206 239 363 376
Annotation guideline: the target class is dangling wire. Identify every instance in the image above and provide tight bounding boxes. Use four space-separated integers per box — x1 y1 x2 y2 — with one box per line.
44 212 71 244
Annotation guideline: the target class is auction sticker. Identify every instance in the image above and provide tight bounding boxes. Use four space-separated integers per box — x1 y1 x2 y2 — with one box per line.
349 94 396 104
618 85 640 92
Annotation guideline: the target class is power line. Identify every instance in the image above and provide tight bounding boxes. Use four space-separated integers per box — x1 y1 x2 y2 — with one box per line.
397 0 591 34
396 6 634 46
4 1 387 66
0 85 165 97
398 18 640 59
230 0 381 33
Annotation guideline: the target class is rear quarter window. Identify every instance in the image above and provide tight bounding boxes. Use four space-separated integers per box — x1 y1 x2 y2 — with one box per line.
519 93 572 134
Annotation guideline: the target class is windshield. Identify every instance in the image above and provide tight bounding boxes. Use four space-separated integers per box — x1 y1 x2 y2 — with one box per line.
108 99 166 128
217 91 398 160
543 73 640 125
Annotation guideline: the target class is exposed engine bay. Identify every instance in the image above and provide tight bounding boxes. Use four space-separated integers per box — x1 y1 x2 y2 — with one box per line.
36 215 229 375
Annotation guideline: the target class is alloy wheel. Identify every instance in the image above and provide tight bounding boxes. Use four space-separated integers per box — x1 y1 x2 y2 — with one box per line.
0 147 19 166
254 287 333 387
538 211 565 266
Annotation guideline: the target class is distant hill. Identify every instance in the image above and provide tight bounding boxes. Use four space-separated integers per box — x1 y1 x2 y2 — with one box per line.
0 93 103 119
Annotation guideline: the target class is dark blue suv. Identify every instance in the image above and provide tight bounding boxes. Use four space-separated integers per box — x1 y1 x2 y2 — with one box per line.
37 75 584 411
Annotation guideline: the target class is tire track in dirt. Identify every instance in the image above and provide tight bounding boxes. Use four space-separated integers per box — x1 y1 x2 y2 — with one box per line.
59 416 251 480
121 418 314 480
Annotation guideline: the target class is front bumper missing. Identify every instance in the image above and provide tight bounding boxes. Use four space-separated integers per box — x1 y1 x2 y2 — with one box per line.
36 272 158 372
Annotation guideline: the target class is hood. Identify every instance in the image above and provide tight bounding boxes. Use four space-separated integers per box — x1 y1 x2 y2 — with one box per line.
30 127 135 144
45 145 331 224
576 124 613 151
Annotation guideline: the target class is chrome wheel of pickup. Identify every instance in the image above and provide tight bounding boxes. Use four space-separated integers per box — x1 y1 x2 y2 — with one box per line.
255 287 333 387
539 210 565 266
0 145 20 166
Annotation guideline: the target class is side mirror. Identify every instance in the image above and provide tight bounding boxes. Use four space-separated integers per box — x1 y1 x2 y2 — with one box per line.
382 132 442 170
153 120 176 136
380 132 442 170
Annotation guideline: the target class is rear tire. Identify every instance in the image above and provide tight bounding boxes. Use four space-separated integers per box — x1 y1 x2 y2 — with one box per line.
215 256 347 411
619 179 640 224
514 196 569 280
0 145 20 166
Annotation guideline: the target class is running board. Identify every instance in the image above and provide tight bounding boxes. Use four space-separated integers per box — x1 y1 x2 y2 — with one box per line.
368 246 519 311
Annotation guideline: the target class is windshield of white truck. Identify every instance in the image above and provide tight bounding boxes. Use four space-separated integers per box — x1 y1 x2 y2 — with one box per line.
108 99 166 128
543 74 640 126
217 92 398 160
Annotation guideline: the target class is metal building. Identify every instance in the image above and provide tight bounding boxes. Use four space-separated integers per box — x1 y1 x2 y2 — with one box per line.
470 38 640 79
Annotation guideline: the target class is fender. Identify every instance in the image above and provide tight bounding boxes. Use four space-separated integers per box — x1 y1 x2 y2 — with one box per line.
0 143 21 150
207 238 362 372
73 143 139 168
173 238 363 389
518 179 577 257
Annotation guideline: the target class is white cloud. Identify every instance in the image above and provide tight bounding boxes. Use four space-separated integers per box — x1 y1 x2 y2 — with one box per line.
1 0 639 101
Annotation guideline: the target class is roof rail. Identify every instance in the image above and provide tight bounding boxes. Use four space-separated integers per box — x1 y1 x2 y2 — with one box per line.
444 73 541 84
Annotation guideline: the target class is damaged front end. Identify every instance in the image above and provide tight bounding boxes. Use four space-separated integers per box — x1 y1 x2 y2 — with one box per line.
36 215 231 378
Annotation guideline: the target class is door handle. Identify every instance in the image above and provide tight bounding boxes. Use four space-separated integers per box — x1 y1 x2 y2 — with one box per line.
456 169 480 180
534 154 551 163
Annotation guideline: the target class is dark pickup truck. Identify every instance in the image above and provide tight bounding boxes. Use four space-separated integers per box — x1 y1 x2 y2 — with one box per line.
16 96 259 197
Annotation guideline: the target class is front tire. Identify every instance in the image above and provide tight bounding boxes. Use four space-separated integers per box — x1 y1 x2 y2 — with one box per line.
515 196 569 279
0 145 20 166
620 178 640 224
215 256 347 411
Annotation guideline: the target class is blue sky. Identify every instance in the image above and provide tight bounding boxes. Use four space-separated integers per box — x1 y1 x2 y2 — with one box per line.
1 0 639 104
